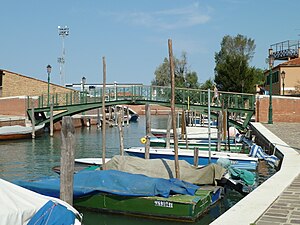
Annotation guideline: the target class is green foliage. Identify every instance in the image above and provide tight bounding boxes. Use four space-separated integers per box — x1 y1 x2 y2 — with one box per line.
152 52 199 88
200 78 214 90
214 34 263 93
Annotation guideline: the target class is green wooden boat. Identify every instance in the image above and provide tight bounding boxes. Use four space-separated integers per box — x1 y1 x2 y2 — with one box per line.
75 187 219 222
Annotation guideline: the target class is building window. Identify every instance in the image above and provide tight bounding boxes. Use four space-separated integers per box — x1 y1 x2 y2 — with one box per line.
266 71 279 85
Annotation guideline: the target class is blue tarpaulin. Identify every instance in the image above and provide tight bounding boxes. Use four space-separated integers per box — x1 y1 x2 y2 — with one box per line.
28 200 76 225
15 170 199 198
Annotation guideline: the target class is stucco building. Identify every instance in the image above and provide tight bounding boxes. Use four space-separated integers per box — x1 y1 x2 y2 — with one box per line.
265 40 300 96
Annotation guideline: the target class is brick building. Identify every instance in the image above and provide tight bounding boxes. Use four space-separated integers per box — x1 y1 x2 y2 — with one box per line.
0 69 76 117
0 69 74 97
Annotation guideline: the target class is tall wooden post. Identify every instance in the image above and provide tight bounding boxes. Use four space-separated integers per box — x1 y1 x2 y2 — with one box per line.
97 108 101 129
193 147 199 167
126 107 130 125
166 112 172 148
108 106 112 121
118 113 124 155
102 56 107 170
50 103 54 137
217 111 223 151
31 99 35 139
122 105 125 127
60 116 75 205
208 89 211 164
181 110 186 140
168 39 180 179
145 103 151 159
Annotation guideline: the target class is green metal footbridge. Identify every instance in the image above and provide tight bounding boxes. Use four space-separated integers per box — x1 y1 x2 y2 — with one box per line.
27 85 256 130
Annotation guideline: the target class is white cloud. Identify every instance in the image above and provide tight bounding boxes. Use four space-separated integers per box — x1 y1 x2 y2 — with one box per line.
105 2 211 30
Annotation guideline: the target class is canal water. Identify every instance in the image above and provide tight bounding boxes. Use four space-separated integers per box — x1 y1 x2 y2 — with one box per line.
0 115 275 225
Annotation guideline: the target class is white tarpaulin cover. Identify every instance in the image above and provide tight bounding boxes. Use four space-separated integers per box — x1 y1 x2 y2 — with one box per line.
0 178 81 225
105 155 226 185
0 124 45 135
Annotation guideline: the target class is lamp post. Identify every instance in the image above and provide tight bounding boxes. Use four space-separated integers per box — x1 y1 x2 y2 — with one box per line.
81 76 86 92
281 70 286 95
268 49 274 124
47 65 52 107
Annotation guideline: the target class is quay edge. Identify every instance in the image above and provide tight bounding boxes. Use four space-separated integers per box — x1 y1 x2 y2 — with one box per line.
210 122 300 225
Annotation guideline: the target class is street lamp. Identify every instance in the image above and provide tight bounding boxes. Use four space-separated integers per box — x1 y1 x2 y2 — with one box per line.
81 76 86 92
47 65 52 107
268 49 274 124
281 70 286 95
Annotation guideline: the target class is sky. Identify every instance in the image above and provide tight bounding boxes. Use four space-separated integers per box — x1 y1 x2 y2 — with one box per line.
1 0 300 86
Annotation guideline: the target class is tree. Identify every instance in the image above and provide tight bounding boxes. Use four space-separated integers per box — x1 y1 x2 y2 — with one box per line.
152 52 199 88
200 78 214 90
214 34 263 93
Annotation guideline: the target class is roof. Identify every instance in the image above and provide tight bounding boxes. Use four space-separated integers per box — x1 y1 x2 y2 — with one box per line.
281 57 300 66
1 69 75 91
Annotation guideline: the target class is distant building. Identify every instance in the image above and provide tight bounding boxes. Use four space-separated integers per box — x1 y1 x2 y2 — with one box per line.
265 40 300 95
0 69 75 98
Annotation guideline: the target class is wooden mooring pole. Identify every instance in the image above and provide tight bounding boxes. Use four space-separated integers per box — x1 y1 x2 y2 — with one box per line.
60 116 75 206
50 103 53 137
102 56 107 170
168 39 180 179
118 113 124 155
145 103 151 159
166 112 172 148
31 98 35 139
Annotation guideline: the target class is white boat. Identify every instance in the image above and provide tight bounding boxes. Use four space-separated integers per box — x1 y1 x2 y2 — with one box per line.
0 124 45 140
75 157 111 165
0 178 82 225
151 126 219 139
124 147 258 170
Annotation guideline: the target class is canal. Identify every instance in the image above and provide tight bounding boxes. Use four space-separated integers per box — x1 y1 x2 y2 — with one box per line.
0 115 275 225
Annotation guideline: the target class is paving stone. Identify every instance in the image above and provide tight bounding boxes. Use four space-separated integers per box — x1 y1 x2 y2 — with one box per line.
259 215 287 223
266 209 290 215
257 221 281 225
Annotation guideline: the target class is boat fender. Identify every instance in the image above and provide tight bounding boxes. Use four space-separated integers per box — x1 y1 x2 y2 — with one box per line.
140 137 147 144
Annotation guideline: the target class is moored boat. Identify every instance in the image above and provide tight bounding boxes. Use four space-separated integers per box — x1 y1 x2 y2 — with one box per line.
15 168 223 222
149 136 247 153
124 147 258 170
0 124 45 140
1 178 82 225
151 126 218 140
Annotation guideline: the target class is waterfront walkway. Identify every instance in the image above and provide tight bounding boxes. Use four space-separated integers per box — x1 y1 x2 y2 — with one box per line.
211 122 300 225
256 123 300 225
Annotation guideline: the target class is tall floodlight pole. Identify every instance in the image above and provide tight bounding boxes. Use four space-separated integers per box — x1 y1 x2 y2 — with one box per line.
268 48 274 124
58 26 69 86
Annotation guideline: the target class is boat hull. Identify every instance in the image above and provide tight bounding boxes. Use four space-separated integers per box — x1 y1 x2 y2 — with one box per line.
150 140 246 153
75 188 220 222
0 124 45 141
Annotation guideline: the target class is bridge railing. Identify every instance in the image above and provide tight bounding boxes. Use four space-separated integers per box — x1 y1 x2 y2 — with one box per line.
34 85 255 111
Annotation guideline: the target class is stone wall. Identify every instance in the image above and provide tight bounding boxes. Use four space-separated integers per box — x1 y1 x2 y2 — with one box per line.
255 95 300 123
